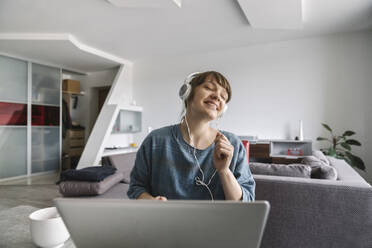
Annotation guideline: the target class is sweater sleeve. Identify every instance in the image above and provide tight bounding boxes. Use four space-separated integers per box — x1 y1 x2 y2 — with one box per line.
127 137 152 199
233 141 255 202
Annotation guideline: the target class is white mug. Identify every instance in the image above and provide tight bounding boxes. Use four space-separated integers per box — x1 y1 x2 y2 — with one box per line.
29 207 70 248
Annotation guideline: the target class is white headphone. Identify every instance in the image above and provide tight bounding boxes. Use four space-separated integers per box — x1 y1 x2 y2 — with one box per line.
179 72 228 118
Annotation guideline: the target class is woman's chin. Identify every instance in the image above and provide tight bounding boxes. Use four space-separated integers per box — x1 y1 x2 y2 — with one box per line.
204 110 218 120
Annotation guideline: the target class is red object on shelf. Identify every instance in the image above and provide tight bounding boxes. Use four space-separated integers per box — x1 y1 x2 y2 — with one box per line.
0 102 27 125
287 148 303 156
241 140 250 162
32 105 60 126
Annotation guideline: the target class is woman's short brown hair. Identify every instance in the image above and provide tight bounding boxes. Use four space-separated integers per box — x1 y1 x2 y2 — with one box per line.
186 71 232 106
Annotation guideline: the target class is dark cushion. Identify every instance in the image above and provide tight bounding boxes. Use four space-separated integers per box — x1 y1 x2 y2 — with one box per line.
59 165 116 182
302 152 338 180
250 162 311 178
59 171 124 197
108 152 137 183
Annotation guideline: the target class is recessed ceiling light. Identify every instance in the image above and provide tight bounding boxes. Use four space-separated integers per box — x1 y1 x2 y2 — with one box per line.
107 0 182 8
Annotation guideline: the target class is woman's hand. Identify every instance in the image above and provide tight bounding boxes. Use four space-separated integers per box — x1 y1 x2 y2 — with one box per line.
213 132 234 172
138 192 167 201
154 196 168 201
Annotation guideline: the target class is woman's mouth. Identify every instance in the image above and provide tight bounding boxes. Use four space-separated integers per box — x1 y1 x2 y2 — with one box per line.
204 100 218 110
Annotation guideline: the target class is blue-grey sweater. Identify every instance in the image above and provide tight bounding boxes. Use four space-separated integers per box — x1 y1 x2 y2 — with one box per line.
127 124 255 201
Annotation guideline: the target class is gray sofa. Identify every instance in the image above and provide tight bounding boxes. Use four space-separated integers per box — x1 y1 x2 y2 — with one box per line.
95 152 372 248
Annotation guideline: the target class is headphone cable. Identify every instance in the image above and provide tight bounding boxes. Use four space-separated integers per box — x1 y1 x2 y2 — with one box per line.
183 117 217 201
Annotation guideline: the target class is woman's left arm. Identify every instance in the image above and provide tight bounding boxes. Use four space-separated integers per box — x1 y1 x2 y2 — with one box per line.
218 169 244 201
213 133 255 202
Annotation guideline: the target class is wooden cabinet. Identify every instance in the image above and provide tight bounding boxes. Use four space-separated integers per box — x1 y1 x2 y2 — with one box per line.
62 129 85 170
249 143 271 159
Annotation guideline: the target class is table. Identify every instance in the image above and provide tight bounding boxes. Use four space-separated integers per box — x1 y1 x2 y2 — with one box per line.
0 205 75 248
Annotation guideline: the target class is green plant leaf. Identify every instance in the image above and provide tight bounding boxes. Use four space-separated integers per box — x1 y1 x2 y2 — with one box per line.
321 123 332 133
345 139 362 146
345 152 366 171
343 130 355 137
328 147 336 156
343 156 352 165
316 137 329 141
340 142 351 151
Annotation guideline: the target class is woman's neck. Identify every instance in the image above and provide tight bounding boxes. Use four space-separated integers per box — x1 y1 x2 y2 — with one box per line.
181 113 216 150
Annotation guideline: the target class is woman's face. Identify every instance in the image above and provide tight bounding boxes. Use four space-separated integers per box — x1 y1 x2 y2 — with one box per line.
188 75 228 120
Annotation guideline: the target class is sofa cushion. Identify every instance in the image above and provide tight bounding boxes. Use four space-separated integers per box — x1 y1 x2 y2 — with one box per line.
302 153 338 180
108 152 137 183
313 150 330 166
59 171 124 197
250 162 311 178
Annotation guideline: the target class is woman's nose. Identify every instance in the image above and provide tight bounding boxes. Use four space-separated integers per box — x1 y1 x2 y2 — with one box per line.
210 94 220 101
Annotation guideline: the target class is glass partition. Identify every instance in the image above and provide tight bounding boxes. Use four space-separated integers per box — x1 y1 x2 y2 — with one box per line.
32 63 60 106
31 63 61 174
0 55 27 103
0 55 28 179
0 127 27 179
32 127 60 173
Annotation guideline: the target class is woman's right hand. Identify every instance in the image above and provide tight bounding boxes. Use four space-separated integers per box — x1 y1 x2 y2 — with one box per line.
138 192 167 201
154 196 168 201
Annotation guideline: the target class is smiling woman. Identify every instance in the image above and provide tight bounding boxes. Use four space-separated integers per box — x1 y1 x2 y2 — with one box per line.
127 71 255 202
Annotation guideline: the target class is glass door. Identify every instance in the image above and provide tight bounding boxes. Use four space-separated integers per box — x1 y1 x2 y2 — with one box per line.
0 55 28 179
31 63 61 174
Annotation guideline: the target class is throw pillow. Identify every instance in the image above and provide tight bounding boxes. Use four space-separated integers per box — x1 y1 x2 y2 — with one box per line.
250 162 311 178
302 153 338 180
59 171 124 197
312 150 330 166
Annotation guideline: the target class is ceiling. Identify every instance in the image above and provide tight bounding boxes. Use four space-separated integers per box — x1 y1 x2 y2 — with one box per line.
0 0 371 70
0 35 125 73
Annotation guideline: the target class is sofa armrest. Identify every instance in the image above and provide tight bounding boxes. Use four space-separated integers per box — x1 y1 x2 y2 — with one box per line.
327 156 370 185
254 174 372 248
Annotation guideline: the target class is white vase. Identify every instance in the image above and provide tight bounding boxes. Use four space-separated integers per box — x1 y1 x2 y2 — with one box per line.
299 120 304 141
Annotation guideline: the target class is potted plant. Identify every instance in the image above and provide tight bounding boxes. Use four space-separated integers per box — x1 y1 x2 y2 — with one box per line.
317 123 365 171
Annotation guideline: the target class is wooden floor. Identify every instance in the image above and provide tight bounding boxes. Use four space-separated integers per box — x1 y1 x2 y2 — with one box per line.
0 173 61 211
0 173 60 186
0 184 62 211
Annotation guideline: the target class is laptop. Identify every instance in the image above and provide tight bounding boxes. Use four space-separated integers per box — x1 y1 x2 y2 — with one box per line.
54 198 270 248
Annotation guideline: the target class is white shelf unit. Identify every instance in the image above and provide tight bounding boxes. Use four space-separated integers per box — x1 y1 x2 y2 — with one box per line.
102 147 138 157
270 140 312 159
112 105 142 134
103 105 142 155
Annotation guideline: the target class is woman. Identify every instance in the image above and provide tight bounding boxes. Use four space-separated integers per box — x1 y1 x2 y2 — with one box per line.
127 71 255 201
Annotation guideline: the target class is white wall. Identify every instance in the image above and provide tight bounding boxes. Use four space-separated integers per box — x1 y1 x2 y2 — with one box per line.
132 30 372 183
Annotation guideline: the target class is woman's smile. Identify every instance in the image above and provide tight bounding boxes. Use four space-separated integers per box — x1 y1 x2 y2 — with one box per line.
204 100 219 110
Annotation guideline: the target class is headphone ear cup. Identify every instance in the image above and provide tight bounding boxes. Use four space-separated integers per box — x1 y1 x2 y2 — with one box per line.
179 72 200 101
219 105 228 118
179 83 191 101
